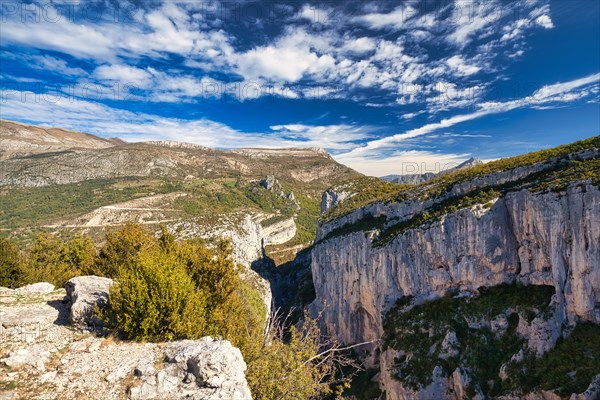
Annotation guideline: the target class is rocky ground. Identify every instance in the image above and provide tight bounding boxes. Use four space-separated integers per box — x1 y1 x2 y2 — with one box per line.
0 280 252 400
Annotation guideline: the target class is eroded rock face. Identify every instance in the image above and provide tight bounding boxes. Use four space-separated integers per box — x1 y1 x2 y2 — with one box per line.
261 217 297 246
311 180 600 397
65 276 114 329
14 282 55 294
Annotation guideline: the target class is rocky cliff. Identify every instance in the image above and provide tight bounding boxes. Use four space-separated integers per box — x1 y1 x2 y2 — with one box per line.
310 139 600 398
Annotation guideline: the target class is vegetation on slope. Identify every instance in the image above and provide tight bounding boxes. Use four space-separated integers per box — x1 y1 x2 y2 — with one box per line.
383 284 560 397
319 141 600 247
413 135 600 200
506 323 600 396
0 175 325 261
0 178 179 231
321 177 405 221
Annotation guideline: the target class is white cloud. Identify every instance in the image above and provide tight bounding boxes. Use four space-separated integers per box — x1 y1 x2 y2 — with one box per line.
355 5 417 30
234 28 336 83
94 64 152 83
335 150 471 177
30 56 88 77
446 55 481 76
0 3 235 62
337 72 600 164
530 73 600 101
447 0 502 47
342 37 377 55
0 90 373 152
0 14 114 59
535 15 554 29
269 124 374 151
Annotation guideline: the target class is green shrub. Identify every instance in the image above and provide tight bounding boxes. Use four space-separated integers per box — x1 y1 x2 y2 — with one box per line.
108 247 208 341
505 323 600 396
94 222 156 277
25 233 99 287
382 284 556 395
103 225 267 347
245 316 348 400
0 238 26 288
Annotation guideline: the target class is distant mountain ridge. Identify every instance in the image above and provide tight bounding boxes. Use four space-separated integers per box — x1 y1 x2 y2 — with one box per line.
380 157 484 184
0 119 358 188
0 119 123 160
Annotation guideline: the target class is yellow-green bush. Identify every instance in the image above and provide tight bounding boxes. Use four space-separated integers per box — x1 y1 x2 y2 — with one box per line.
108 247 208 341
94 222 156 278
0 234 97 288
0 238 27 288
245 316 348 400
104 225 267 346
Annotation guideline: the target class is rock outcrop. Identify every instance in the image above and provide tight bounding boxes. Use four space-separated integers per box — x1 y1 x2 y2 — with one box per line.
66 276 114 329
13 282 55 294
321 187 355 213
312 181 600 340
261 217 297 246
130 338 253 400
0 283 253 400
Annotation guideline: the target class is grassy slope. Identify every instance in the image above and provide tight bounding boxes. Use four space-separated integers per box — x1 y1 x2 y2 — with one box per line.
0 175 328 263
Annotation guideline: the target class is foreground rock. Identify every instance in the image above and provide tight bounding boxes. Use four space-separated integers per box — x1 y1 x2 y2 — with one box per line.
66 275 114 329
128 339 252 400
0 283 253 400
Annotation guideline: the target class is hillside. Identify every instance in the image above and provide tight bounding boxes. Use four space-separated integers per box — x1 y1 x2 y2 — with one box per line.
310 135 600 399
0 119 360 265
0 119 357 189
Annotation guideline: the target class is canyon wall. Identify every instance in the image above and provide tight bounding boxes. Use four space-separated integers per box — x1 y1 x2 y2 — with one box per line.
310 176 600 397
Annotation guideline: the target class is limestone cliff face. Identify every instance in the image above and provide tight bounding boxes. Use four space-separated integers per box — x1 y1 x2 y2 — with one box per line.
311 157 600 397
312 183 600 345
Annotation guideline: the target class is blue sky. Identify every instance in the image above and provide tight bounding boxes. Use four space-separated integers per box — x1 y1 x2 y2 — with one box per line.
1 0 599 175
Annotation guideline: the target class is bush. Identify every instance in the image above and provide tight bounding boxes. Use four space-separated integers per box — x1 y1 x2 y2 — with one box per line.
0 238 26 288
94 222 156 277
0 234 97 288
104 226 267 346
245 316 349 400
108 247 208 341
26 233 98 287
103 224 353 399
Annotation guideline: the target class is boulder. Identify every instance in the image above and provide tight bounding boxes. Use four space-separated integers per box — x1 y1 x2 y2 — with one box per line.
129 337 253 400
163 338 249 392
571 374 600 400
65 276 113 328
259 175 279 191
